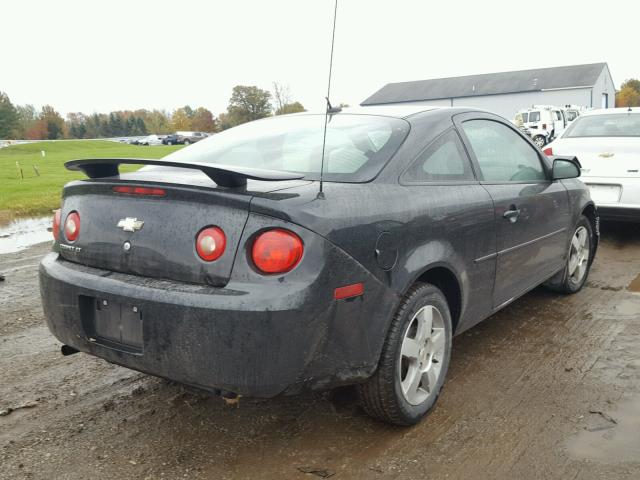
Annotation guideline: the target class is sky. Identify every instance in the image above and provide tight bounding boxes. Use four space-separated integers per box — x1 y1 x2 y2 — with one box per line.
1 0 637 117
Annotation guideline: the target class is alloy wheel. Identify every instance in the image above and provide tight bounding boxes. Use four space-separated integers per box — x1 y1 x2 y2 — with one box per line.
399 305 446 405
568 226 589 283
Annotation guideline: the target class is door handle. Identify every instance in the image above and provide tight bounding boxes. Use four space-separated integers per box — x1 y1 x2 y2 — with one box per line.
503 206 521 223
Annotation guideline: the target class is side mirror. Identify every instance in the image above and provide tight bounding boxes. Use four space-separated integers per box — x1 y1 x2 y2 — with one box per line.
552 156 581 180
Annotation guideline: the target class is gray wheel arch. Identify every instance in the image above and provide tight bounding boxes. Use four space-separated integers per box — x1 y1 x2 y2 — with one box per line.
402 261 465 335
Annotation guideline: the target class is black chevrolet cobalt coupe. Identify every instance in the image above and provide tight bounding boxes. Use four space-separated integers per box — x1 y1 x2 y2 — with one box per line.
40 106 597 425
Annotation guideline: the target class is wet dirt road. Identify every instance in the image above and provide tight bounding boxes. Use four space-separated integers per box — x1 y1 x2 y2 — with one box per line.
1 223 639 480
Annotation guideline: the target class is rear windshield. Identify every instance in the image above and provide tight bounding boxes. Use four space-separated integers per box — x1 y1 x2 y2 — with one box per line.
564 113 640 138
528 111 540 122
164 114 410 182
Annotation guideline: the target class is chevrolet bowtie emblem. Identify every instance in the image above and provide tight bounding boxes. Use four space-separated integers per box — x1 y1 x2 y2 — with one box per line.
598 152 614 158
117 217 144 232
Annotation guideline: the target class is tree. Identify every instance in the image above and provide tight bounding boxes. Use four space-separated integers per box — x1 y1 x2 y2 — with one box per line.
108 112 125 136
616 78 640 107
84 113 104 138
621 79 640 93
171 107 193 131
226 85 272 127
143 110 171 134
272 82 291 113
40 105 65 139
190 107 217 132
0 91 18 138
275 101 305 115
124 116 136 136
217 112 234 131
182 105 195 119
616 86 640 108
66 112 87 138
134 116 147 135
14 104 37 139
25 119 49 140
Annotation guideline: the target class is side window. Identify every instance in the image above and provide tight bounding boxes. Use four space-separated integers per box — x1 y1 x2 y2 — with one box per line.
521 112 528 123
461 120 547 183
402 129 474 183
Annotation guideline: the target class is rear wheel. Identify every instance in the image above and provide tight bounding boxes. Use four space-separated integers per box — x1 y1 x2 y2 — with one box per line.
183 139 190 146
533 135 546 148
544 215 594 293
357 283 452 425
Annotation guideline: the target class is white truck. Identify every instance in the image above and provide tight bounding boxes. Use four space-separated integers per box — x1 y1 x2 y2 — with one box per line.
514 105 567 148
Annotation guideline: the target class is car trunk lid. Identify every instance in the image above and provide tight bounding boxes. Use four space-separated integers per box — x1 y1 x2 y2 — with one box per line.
57 166 310 286
553 137 640 178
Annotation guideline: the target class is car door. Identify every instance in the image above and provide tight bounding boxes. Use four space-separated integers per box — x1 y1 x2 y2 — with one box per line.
526 110 540 132
454 113 571 309
399 127 496 327
552 110 566 137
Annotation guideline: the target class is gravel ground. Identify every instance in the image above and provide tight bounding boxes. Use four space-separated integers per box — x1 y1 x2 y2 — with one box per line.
1 222 639 480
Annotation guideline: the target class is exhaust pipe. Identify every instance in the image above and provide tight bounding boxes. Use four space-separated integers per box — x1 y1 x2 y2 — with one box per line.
221 390 240 406
61 345 79 356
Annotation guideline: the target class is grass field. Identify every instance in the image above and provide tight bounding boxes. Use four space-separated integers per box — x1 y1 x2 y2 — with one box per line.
0 140 183 221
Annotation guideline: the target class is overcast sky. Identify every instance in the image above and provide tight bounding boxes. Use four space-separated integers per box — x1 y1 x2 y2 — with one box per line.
2 0 637 116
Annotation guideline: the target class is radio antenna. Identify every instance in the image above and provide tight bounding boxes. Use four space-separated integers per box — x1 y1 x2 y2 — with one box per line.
318 0 339 199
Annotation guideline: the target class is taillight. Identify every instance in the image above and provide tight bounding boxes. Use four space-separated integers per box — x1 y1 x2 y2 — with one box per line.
543 147 553 156
542 123 547 130
64 211 80 242
113 186 166 196
52 209 61 240
195 226 226 262
251 229 303 274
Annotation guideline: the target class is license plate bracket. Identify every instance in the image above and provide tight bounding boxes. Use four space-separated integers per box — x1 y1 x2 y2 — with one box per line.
80 296 143 353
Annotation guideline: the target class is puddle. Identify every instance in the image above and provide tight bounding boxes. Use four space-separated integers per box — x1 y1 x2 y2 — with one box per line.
0 216 52 254
614 297 640 316
629 273 640 293
566 397 640 464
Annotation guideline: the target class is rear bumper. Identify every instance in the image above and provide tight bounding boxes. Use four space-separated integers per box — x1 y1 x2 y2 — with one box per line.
40 251 398 398
596 205 640 222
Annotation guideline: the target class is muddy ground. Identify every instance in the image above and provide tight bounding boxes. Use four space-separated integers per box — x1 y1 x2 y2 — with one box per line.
1 223 639 480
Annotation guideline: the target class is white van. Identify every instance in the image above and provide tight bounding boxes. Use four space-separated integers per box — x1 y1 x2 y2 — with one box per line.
514 105 567 148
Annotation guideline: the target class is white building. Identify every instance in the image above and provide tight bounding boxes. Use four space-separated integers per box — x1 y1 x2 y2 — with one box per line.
361 63 615 120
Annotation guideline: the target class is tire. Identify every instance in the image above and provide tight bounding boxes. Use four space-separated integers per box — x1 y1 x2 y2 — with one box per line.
544 215 594 294
533 135 546 148
167 140 173 145
357 283 452 426
183 139 190 146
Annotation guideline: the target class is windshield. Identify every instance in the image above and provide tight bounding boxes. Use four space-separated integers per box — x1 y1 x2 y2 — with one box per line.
564 113 640 138
164 114 410 182
566 111 578 121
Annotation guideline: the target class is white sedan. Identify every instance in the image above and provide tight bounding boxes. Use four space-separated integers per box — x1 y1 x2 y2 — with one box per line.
138 134 164 146
544 107 640 222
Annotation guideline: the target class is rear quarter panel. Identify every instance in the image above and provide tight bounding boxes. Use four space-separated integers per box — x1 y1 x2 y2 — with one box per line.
251 181 497 334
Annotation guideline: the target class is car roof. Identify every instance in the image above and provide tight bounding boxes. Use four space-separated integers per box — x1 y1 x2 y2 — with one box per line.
279 105 495 122
282 105 446 120
342 105 444 118
581 107 640 116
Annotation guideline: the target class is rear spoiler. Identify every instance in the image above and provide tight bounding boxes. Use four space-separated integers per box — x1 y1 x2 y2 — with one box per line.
65 158 304 188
